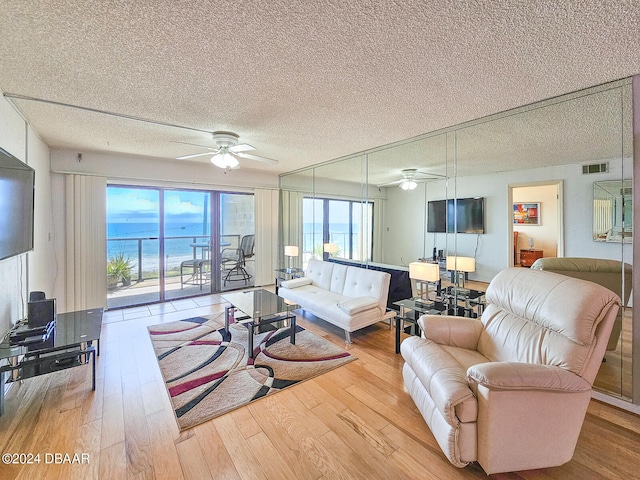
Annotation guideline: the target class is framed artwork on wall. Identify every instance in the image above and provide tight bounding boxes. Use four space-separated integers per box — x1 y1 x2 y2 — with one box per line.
513 202 540 225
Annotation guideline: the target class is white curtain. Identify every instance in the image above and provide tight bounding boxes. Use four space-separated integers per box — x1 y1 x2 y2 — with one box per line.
593 198 613 238
371 198 384 263
279 190 304 268
65 175 107 311
253 188 279 286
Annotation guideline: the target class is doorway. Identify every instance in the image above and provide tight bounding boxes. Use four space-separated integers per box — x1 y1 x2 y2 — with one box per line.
509 181 564 267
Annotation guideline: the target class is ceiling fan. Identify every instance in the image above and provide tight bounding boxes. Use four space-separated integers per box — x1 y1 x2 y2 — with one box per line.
378 169 445 190
176 131 279 169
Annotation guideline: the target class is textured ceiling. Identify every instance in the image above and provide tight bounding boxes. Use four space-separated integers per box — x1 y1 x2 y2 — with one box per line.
1 1 639 176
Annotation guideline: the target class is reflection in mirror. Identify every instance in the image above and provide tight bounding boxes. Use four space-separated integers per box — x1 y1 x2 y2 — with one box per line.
593 180 633 243
278 77 635 405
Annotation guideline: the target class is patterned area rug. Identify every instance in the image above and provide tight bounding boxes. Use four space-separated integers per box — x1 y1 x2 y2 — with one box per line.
148 311 355 430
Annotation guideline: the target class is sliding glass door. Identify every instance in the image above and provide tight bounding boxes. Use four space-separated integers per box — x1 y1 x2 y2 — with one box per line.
163 189 213 301
107 186 161 308
106 185 254 309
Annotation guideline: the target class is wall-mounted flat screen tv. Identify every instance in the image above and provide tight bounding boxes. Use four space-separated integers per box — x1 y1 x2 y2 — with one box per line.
427 197 484 234
0 147 35 261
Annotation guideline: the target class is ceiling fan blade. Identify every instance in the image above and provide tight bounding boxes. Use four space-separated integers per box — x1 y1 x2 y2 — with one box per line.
376 179 403 187
414 171 447 179
171 140 216 149
176 151 218 160
235 152 279 165
229 143 255 153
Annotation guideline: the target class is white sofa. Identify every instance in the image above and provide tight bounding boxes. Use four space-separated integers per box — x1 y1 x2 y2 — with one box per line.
277 259 392 343
401 268 620 474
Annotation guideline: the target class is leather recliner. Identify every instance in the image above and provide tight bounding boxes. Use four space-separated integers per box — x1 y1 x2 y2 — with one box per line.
401 268 620 474
530 256 631 351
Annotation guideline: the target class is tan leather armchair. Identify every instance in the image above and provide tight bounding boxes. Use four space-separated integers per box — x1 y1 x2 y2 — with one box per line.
531 257 632 351
401 268 620 474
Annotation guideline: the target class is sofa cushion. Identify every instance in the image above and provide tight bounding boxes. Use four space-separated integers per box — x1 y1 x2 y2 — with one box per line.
337 296 379 314
278 284 383 331
342 266 390 311
280 277 312 289
330 263 348 294
306 259 334 290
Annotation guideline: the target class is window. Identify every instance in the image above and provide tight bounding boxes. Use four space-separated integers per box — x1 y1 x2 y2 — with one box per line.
303 197 373 263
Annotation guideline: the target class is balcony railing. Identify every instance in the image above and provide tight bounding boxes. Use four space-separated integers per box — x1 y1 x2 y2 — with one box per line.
301 231 371 264
107 234 240 282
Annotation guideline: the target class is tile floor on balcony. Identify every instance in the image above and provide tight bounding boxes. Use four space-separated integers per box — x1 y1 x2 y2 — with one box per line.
106 261 255 310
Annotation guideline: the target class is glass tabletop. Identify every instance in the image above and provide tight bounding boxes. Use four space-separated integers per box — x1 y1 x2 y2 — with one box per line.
394 298 444 315
274 267 305 274
0 308 103 360
222 289 298 319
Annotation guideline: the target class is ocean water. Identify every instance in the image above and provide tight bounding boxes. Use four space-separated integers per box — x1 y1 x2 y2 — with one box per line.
107 222 211 276
108 221 356 277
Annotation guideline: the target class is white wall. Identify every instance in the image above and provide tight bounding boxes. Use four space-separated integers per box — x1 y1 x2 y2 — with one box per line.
382 183 427 266
383 159 633 283
50 149 279 190
0 95 54 336
28 125 58 296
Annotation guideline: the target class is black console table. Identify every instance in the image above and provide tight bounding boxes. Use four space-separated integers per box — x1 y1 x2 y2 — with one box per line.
0 308 103 416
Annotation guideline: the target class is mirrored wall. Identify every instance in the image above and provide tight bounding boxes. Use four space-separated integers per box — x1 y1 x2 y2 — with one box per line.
279 78 635 404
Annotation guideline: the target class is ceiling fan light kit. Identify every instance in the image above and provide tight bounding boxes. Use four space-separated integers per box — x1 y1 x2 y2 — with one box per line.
399 179 418 190
176 131 278 170
211 151 239 169
376 168 446 190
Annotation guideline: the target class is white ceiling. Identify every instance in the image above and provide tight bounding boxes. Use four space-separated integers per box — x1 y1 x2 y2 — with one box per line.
1 1 639 175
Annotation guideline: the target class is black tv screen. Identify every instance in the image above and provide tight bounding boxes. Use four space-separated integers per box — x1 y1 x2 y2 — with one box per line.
0 147 35 261
427 197 484 234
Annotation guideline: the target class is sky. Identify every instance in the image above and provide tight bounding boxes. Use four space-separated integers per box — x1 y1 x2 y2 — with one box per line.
107 187 208 225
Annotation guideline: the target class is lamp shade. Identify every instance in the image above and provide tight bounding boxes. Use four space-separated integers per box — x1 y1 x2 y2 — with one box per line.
323 243 339 254
446 256 476 273
409 262 439 282
284 245 299 257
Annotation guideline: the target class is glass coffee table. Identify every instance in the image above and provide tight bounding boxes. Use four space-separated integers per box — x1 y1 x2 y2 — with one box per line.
222 289 299 359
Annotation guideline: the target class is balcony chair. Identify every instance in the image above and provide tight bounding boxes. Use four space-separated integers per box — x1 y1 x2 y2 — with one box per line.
531 256 632 351
401 268 620 474
180 258 210 289
221 234 255 286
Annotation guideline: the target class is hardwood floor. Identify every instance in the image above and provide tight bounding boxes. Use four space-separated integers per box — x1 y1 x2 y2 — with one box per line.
1 292 640 479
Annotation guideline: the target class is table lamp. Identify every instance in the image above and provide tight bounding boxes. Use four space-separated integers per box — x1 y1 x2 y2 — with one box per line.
323 243 339 257
446 256 476 290
409 262 440 301
284 245 298 272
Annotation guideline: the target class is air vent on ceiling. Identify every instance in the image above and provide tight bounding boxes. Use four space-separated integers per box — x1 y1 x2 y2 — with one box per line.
582 162 609 174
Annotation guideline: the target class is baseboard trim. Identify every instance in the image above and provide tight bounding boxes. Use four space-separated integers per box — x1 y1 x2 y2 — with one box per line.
592 390 640 415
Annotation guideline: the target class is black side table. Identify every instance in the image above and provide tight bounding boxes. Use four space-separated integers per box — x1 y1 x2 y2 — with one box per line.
393 298 445 353
274 267 305 294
